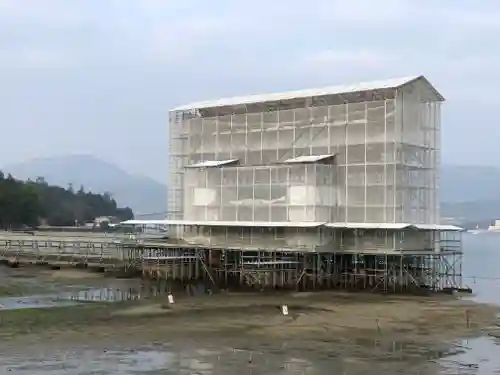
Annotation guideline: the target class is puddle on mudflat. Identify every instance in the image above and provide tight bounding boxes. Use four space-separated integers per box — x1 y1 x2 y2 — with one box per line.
0 286 165 311
438 337 500 375
0 286 146 311
3 337 479 375
0 294 77 310
0 262 211 310
2 348 177 375
58 279 210 302
0 341 445 375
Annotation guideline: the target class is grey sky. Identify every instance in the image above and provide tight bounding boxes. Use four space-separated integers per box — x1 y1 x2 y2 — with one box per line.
1 0 499 183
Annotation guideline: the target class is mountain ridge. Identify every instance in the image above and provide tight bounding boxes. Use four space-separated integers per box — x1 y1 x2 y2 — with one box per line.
2 154 167 215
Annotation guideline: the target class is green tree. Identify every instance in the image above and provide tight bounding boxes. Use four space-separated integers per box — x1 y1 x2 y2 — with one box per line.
0 171 134 228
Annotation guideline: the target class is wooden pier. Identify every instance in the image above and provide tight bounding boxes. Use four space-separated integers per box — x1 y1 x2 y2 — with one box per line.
0 233 124 268
0 232 210 282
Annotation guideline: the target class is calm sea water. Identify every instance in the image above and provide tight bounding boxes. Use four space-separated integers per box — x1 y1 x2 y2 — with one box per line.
442 232 500 374
463 233 500 304
0 233 499 374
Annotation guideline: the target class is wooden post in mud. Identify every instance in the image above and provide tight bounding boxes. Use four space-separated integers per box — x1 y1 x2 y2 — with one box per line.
224 250 228 287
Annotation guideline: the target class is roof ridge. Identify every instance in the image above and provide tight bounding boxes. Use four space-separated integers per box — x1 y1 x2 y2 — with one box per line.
171 75 430 112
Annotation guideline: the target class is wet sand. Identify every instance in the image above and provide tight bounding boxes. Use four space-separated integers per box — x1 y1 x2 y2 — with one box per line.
41 268 107 280
0 267 109 297
108 292 499 341
2 289 499 348
1 265 499 374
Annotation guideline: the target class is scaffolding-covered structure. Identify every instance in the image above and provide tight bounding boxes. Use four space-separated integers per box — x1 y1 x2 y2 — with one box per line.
169 75 442 225
149 75 465 292
184 157 337 223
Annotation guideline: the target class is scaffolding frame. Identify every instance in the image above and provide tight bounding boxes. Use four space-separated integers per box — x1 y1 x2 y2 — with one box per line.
184 162 336 223
162 76 463 293
169 77 441 225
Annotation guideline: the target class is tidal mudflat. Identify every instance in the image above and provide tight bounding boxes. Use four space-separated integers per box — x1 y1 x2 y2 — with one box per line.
1 265 499 374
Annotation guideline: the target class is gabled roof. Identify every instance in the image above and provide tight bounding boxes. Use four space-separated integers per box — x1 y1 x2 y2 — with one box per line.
171 75 444 112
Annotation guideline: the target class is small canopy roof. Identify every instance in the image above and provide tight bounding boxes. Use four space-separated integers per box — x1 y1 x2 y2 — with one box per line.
282 154 335 164
185 159 239 168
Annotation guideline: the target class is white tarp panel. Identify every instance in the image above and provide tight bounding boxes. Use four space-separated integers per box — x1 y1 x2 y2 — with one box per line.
193 188 217 206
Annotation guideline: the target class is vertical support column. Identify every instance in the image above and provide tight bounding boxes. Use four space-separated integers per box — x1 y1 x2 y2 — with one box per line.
364 102 368 222
430 102 435 224
399 255 403 292
252 165 256 222
239 249 244 286
244 110 248 165
327 105 332 155
345 102 349 222
384 254 388 291
304 164 308 221
434 102 441 224
308 105 313 156
214 110 220 160
292 110 296 158
260 111 264 161
224 250 228 287
268 166 272 222
458 232 463 288
235 168 239 223
276 109 280 161
393 91 399 223
229 113 233 160
219 166 224 223
383 99 388 222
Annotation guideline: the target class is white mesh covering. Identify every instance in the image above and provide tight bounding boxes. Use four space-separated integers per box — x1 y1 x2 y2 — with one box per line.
168 76 441 225
183 164 336 223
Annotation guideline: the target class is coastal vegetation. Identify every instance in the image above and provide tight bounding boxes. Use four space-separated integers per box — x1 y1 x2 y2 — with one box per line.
0 172 133 228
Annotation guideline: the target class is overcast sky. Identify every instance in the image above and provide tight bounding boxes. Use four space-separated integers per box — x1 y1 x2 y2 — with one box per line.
1 0 499 183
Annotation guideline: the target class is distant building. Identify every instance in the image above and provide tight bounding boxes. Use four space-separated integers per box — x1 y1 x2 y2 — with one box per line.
93 216 118 225
488 220 500 232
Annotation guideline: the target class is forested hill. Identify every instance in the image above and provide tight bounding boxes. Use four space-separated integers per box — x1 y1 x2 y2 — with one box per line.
0 172 133 228
4 154 167 215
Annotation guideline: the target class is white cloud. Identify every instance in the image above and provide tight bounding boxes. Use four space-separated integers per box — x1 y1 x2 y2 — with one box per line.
435 7 500 30
315 0 500 33
320 0 414 25
0 47 74 69
0 0 91 27
143 17 238 62
0 1 497 87
3 0 495 70
301 50 398 69
0 0 499 175
0 1 243 66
